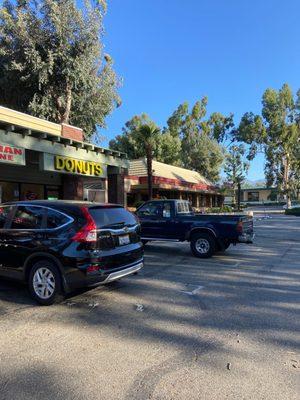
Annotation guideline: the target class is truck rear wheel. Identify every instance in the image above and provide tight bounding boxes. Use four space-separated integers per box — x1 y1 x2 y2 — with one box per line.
190 232 216 258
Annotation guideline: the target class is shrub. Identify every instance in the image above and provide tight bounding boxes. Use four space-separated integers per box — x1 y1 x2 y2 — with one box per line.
285 207 300 216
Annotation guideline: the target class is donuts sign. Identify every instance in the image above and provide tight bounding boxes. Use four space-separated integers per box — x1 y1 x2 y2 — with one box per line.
0 143 25 165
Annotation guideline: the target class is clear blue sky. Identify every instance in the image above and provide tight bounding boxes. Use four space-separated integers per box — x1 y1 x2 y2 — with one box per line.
96 0 300 180
2 1 299 180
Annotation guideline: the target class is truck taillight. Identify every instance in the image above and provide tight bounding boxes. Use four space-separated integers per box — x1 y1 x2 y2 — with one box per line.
237 221 243 233
72 207 97 243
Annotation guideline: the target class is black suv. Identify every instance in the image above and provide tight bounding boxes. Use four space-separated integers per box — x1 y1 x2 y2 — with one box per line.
0 201 143 305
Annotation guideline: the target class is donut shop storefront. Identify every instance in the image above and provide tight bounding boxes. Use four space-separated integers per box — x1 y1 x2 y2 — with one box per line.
0 106 128 204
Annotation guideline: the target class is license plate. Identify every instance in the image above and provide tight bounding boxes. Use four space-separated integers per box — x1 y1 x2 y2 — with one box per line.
119 234 130 246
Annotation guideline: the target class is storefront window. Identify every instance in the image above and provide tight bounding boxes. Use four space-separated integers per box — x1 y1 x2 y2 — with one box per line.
0 206 12 228
0 182 19 203
20 183 44 201
83 180 106 202
248 191 259 202
45 186 61 200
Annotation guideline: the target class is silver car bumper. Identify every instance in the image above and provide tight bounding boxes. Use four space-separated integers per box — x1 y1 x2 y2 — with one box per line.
102 262 143 284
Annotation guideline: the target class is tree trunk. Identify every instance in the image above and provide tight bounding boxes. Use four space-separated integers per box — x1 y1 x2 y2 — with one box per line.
57 83 72 124
237 182 241 211
283 156 292 208
146 146 153 201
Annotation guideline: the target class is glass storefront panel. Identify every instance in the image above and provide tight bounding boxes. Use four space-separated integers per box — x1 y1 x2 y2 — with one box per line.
20 183 44 201
0 182 20 203
45 186 61 200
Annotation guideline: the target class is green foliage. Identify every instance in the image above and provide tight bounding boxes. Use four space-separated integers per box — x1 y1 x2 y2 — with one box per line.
208 112 235 143
224 144 249 205
109 114 162 160
110 98 231 183
285 207 300 216
237 84 300 208
267 190 278 201
0 0 120 140
181 130 224 182
133 122 161 157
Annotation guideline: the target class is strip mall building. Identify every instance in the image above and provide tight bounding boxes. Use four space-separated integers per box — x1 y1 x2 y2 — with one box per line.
125 159 223 209
0 106 128 204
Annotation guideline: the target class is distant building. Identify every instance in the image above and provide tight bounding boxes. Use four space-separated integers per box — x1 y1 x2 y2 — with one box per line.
241 187 279 203
125 158 223 209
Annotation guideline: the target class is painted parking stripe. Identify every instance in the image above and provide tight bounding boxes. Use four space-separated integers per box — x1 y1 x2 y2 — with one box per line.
181 285 204 295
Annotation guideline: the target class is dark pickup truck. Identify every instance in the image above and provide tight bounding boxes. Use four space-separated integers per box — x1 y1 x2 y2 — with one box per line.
136 199 254 258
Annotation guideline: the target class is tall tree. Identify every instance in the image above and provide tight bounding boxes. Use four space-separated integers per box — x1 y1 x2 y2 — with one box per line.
237 84 300 208
110 115 161 199
109 114 181 166
137 123 161 200
110 98 231 183
224 145 249 208
170 98 226 182
0 0 120 140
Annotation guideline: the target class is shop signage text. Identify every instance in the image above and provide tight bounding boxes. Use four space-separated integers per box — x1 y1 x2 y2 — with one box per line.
0 143 25 165
54 156 103 177
41 153 107 178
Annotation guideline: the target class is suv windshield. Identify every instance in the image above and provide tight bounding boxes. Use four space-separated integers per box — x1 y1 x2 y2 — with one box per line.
89 206 137 228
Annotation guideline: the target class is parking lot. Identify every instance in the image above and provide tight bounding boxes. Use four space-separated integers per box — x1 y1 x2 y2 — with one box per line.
0 214 299 400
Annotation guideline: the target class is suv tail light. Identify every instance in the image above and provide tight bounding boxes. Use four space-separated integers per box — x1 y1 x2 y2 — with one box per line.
72 207 97 243
87 264 101 273
237 221 243 233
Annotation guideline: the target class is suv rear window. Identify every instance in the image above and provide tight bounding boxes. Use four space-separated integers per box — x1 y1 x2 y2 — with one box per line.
89 207 137 228
11 206 45 230
47 208 71 229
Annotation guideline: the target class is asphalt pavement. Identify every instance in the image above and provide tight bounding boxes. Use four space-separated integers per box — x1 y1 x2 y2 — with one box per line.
0 215 299 400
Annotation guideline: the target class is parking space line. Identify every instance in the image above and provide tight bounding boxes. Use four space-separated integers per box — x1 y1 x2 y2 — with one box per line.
181 285 204 296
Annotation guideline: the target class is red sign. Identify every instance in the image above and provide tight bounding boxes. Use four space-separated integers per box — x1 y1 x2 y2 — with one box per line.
0 143 25 165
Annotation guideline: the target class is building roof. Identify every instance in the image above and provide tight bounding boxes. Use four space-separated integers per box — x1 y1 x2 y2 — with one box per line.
241 187 276 191
129 158 212 186
0 105 128 167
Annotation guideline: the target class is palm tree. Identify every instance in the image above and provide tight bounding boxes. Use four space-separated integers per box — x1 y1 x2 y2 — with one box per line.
137 123 161 200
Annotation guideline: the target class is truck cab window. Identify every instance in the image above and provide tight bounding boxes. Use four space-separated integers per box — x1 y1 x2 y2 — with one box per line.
138 202 162 217
176 201 190 214
162 203 171 218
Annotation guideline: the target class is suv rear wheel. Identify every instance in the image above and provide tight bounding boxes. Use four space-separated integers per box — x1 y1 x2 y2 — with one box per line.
190 232 216 258
28 260 63 305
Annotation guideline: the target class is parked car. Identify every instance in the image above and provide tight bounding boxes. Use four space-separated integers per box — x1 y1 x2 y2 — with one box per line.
0 201 143 305
136 199 254 258
282 202 300 209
